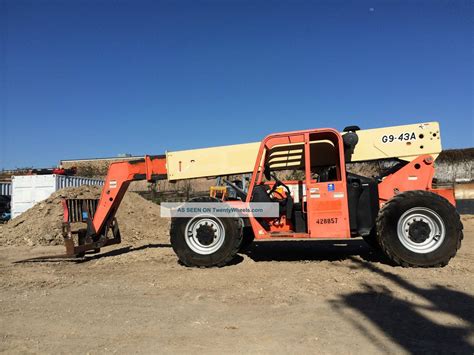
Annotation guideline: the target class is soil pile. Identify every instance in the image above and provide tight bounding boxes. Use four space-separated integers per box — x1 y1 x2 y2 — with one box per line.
0 186 169 247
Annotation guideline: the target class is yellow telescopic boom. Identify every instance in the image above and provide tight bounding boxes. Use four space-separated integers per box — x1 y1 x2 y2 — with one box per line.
165 122 441 180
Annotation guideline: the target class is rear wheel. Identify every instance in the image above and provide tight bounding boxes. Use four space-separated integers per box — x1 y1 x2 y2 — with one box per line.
376 191 463 267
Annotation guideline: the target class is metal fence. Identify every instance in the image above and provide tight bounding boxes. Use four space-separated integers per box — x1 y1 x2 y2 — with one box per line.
55 175 104 190
0 182 11 196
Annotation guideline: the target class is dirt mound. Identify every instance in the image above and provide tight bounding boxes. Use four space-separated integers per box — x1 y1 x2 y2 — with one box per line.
0 186 169 247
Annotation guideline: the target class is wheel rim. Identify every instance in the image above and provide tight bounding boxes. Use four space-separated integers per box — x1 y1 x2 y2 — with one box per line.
185 216 225 255
397 207 446 254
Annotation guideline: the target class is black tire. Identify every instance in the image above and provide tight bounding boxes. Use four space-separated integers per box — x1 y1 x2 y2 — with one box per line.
170 197 242 267
376 190 463 267
238 226 255 251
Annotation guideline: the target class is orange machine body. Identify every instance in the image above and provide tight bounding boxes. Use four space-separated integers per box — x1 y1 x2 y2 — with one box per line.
91 155 167 235
244 128 454 241
89 128 455 244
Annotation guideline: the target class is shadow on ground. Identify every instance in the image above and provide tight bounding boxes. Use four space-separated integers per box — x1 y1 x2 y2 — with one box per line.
244 239 393 265
16 239 390 266
331 257 474 353
14 243 172 264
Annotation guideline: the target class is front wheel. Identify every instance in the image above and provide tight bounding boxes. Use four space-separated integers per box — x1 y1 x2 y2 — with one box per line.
170 215 242 267
376 191 463 267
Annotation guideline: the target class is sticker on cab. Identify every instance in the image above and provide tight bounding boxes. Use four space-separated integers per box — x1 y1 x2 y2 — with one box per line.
328 183 335 191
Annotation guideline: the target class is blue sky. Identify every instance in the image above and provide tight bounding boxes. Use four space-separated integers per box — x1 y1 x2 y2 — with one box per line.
0 0 472 169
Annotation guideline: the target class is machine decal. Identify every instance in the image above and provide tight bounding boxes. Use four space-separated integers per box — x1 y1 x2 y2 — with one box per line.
109 180 117 188
333 192 344 198
316 217 338 224
381 132 416 143
328 183 335 191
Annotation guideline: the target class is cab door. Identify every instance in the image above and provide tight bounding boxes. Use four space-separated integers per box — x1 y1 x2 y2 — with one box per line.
304 131 351 239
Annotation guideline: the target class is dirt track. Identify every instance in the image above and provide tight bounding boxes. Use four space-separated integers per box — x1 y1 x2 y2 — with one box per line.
0 216 473 354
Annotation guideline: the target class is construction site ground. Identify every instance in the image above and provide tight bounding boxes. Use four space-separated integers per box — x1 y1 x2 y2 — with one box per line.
0 214 472 354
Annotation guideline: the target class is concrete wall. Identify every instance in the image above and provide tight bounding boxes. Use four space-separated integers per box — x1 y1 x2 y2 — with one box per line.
60 156 142 178
434 149 474 183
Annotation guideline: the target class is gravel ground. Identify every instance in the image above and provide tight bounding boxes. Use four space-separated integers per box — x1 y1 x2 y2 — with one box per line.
0 216 472 354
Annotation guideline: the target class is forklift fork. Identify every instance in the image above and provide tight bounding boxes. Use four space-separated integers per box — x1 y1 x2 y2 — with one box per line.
62 198 121 257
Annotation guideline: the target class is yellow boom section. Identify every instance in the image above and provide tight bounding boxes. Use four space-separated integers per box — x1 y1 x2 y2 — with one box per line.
351 121 441 162
166 122 441 181
166 142 260 180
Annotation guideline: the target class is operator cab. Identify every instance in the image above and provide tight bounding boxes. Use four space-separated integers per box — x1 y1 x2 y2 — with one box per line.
249 129 349 238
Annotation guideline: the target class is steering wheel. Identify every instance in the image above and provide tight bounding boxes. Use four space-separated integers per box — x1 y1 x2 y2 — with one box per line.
267 174 291 203
265 174 294 220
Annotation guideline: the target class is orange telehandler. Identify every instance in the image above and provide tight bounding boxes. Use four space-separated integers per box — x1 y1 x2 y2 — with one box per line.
61 122 463 267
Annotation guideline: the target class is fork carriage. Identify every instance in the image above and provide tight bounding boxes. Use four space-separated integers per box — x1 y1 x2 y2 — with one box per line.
62 198 121 257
